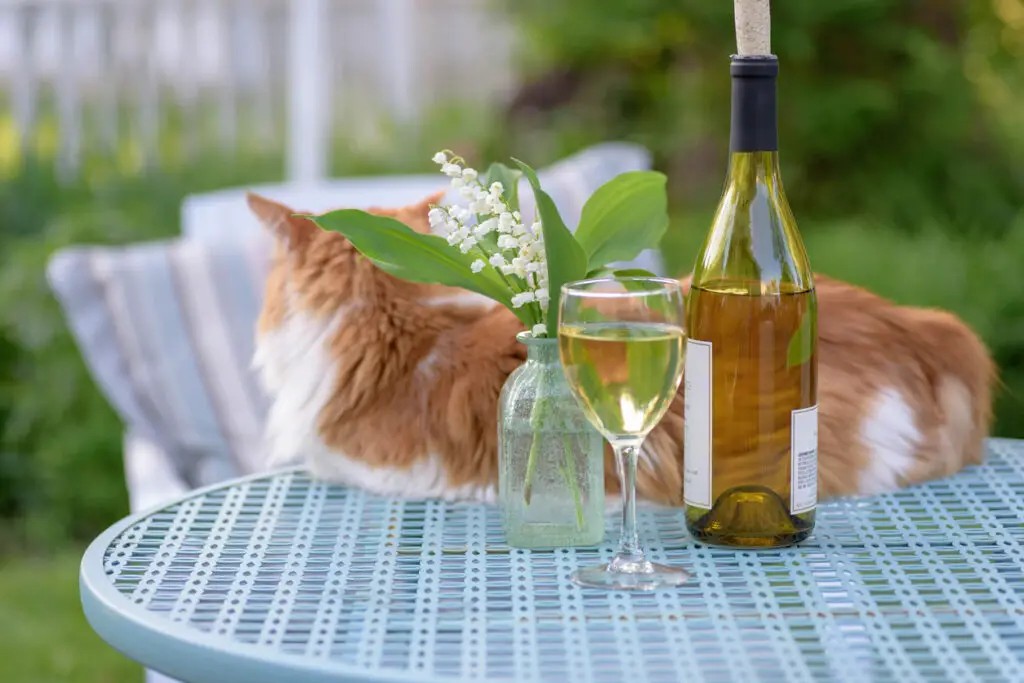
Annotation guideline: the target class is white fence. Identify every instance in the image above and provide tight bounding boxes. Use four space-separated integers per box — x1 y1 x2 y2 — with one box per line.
0 0 520 180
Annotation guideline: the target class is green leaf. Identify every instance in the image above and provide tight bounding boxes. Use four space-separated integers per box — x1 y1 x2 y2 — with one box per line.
583 268 662 295
585 267 659 279
309 209 531 326
485 162 522 214
787 310 816 367
573 171 669 269
512 158 589 336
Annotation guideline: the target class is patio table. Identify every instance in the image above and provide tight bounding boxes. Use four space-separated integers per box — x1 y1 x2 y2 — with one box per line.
80 439 1024 683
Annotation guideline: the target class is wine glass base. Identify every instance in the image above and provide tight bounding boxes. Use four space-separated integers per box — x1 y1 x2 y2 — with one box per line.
571 560 691 591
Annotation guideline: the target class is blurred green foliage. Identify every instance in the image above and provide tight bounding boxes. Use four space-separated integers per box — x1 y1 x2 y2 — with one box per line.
0 152 284 551
500 0 1024 235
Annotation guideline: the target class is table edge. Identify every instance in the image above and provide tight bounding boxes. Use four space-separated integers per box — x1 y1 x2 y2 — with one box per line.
79 471 470 683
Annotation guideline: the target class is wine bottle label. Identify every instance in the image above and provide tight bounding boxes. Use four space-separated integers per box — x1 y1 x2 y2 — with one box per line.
683 338 713 509
790 405 819 514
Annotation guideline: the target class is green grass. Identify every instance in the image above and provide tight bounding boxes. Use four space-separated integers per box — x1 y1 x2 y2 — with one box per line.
0 550 140 683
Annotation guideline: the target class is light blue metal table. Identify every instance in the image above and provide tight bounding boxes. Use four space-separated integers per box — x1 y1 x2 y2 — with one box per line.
80 439 1024 683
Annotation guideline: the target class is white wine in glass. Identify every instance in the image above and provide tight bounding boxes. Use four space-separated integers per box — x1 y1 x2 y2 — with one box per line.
558 276 690 591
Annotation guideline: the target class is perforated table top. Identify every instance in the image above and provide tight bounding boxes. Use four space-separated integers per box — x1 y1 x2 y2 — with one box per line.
81 439 1024 683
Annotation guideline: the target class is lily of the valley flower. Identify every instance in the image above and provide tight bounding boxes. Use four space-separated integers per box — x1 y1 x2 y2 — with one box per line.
427 208 446 231
430 149 550 335
474 218 498 237
498 213 515 233
511 291 536 308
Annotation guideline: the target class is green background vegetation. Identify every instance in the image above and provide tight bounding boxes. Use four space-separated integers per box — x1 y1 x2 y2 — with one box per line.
2 1 1023 680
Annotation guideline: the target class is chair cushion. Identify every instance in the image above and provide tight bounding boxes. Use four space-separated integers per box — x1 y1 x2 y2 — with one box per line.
47 143 661 488
181 142 654 241
47 235 272 488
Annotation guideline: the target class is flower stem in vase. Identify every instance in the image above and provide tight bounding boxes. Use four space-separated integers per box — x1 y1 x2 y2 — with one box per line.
521 367 547 505
561 433 585 529
521 365 586 527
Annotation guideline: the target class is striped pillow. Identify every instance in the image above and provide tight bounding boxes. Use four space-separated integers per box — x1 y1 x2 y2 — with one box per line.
47 144 663 490
47 233 274 488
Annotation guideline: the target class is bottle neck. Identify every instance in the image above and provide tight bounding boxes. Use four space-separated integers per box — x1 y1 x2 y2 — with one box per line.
518 331 560 365
726 56 783 199
729 55 778 154
725 151 782 191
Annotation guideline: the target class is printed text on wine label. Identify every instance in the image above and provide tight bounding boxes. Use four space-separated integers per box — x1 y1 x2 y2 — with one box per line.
790 405 818 514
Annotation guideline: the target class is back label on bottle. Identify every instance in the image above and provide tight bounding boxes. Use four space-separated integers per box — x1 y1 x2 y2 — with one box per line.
790 405 818 514
684 339 713 509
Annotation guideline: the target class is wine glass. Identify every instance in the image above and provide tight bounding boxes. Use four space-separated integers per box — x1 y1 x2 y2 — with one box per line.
558 276 690 590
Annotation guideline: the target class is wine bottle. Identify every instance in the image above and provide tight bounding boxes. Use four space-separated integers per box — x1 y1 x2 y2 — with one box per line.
683 54 818 547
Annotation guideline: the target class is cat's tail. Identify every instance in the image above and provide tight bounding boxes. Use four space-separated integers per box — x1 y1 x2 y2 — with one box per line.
911 308 998 471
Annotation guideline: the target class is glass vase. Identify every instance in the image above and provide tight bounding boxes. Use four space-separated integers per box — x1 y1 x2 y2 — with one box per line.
498 331 605 549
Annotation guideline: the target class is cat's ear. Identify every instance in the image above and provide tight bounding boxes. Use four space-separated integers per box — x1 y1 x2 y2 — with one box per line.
420 189 447 210
246 192 316 247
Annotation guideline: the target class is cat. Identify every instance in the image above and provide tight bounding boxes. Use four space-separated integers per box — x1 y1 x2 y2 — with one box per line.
246 191 996 506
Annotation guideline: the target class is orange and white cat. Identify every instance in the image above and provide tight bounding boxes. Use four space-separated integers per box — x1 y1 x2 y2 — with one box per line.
247 191 996 506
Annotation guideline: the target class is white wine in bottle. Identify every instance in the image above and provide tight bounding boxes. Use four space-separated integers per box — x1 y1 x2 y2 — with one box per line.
683 54 818 547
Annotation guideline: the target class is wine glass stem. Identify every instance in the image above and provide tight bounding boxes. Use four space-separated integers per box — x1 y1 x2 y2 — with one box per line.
614 442 644 562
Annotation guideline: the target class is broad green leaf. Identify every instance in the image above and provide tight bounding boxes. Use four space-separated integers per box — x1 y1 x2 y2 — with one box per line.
583 268 663 295
485 162 522 214
574 171 669 269
577 267 684 324
610 268 660 278
309 209 531 326
787 309 817 367
585 267 659 280
512 158 589 336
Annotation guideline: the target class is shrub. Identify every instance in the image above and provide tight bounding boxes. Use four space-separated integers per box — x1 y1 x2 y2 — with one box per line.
0 154 283 549
500 0 1024 236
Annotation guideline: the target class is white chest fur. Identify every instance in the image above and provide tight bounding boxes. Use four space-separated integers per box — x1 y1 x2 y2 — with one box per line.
253 300 495 504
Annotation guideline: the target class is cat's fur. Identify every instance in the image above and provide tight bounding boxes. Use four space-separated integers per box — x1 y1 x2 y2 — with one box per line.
247 191 996 506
